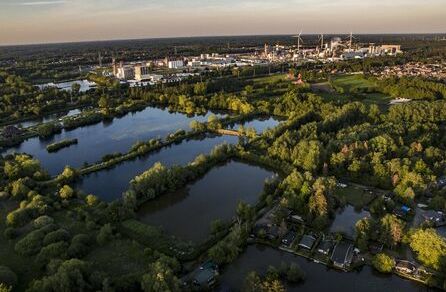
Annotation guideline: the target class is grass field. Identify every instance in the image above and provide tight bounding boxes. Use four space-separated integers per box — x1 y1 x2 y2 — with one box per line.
331 74 377 92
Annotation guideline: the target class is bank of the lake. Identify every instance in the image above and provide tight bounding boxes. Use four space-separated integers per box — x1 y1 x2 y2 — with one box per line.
137 161 275 243
219 245 430 292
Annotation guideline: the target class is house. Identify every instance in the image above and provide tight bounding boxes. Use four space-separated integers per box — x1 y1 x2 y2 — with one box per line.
331 241 354 269
281 230 297 247
317 239 334 255
395 260 417 274
298 234 317 250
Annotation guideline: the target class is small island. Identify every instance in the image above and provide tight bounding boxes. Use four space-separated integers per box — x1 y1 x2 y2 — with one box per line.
46 138 78 153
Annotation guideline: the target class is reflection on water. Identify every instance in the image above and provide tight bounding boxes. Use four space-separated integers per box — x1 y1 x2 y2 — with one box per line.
329 205 370 239
76 134 238 201
219 245 426 292
229 117 281 133
137 161 274 243
3 107 222 175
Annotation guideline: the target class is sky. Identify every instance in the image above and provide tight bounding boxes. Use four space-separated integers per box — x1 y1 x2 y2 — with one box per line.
0 0 445 45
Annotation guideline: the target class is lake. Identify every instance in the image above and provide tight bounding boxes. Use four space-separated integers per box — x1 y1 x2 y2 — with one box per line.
229 116 281 133
76 134 239 201
218 245 429 292
2 107 223 175
137 161 275 243
329 205 371 239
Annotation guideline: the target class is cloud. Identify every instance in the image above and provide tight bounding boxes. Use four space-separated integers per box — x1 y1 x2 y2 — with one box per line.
18 0 66 6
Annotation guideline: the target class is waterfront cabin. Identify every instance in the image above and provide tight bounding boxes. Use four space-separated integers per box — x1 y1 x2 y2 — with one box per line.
298 234 317 250
331 241 354 269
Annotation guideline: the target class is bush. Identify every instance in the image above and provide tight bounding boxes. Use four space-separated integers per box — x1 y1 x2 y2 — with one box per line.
372 253 395 273
0 266 17 287
33 215 54 229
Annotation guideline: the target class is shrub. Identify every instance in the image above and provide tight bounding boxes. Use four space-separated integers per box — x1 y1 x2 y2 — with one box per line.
0 266 17 287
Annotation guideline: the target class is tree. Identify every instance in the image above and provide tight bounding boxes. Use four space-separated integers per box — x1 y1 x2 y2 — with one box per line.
27 259 95 292
71 83 81 96
59 185 74 200
372 253 395 273
0 266 17 288
85 194 99 207
379 214 404 248
243 271 262 292
407 228 446 270
96 224 113 246
57 166 78 184
141 261 180 292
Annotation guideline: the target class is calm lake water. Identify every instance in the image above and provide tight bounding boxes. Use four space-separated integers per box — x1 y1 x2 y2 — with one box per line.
3 107 223 175
10 109 81 129
76 134 239 201
229 117 280 133
329 205 371 239
219 245 428 292
137 161 275 243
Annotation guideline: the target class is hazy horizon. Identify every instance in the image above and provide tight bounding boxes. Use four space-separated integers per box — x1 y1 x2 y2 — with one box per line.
1 0 445 46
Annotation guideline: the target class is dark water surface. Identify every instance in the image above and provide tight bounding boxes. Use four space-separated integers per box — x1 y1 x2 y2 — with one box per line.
219 245 429 292
3 107 222 175
137 161 275 243
76 134 238 201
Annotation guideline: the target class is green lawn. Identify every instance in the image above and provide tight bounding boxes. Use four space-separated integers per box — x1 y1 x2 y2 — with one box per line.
334 185 375 209
331 74 376 92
